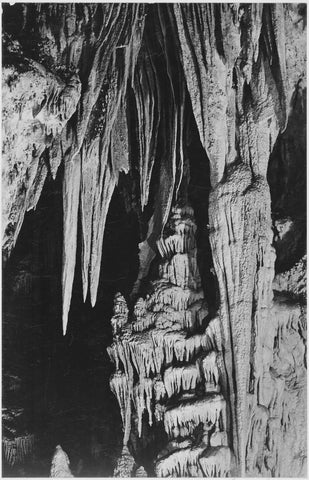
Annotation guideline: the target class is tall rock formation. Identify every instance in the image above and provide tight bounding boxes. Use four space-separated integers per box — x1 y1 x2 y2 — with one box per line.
108 205 232 476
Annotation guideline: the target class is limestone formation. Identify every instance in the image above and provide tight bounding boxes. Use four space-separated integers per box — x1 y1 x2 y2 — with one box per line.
50 445 74 477
108 206 232 476
2 2 306 478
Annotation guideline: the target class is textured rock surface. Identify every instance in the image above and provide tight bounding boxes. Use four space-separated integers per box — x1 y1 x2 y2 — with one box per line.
2 3 306 478
108 206 232 476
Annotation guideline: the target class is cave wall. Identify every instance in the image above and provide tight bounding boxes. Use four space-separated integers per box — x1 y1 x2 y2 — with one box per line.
2 3 307 477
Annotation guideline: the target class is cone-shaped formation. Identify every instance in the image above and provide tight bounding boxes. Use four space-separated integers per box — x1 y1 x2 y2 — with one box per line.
50 445 74 478
113 446 136 478
108 206 231 476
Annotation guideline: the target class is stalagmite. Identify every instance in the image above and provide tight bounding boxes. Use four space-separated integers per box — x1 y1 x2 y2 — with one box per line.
50 445 74 477
113 446 135 478
108 204 231 475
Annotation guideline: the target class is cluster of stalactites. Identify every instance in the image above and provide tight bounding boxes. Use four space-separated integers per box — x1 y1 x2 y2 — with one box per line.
163 350 220 398
108 327 217 381
164 394 226 439
1 4 147 338
3 4 305 349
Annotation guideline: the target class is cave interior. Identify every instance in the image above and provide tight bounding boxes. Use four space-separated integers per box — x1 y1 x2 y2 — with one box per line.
1 2 307 478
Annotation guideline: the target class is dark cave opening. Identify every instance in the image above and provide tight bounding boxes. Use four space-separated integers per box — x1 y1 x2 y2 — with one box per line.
2 168 141 476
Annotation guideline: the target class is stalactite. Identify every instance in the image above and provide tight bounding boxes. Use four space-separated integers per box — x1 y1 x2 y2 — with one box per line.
133 43 160 210
133 378 153 437
62 151 81 335
200 352 220 390
88 161 116 307
2 434 35 468
80 137 100 302
110 372 131 431
77 4 145 311
133 6 188 294
111 99 130 177
173 3 241 186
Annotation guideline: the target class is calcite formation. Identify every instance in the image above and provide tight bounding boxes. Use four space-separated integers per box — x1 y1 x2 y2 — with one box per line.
109 203 306 478
108 206 232 476
2 2 306 477
50 445 74 477
2 3 146 334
